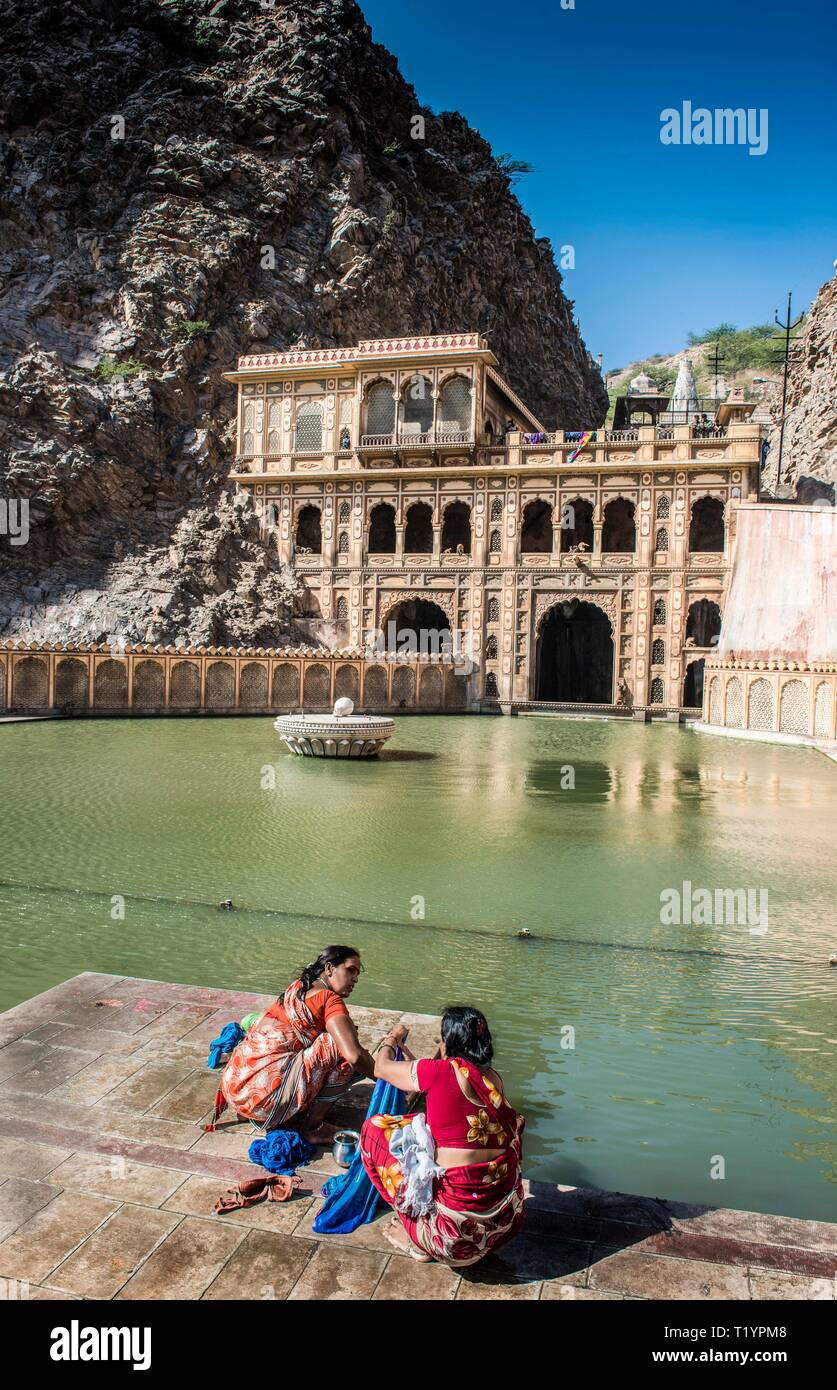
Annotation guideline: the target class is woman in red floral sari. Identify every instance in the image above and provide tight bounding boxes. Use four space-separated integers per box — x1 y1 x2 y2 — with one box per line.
204 946 376 1141
360 1006 525 1266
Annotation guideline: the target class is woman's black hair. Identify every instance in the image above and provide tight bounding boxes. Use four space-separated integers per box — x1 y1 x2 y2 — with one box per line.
441 1005 494 1066
298 945 360 992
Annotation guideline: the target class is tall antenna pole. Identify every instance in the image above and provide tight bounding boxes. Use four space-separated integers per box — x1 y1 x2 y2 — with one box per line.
772 291 804 484
710 338 727 403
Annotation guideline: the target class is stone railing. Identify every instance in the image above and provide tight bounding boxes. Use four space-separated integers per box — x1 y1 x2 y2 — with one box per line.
358 429 474 450
0 641 474 718
700 656 837 744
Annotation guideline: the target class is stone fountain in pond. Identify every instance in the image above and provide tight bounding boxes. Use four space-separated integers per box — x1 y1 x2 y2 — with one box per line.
274 698 395 759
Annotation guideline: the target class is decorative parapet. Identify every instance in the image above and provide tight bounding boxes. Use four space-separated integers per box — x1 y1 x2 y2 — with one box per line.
700 656 837 744
236 332 488 372
0 641 473 718
704 656 837 675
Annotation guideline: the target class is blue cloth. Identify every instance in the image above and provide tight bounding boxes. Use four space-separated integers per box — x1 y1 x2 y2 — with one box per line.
248 1130 316 1175
207 1021 245 1069
313 1049 407 1235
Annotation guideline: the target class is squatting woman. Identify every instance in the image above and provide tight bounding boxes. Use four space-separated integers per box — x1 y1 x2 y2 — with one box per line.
205 945 375 1141
361 1005 525 1266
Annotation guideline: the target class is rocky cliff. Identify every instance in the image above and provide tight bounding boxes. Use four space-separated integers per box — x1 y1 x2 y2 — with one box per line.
0 0 607 646
762 264 837 500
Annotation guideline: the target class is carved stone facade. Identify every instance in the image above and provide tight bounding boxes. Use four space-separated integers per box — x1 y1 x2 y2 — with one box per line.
1 643 466 716
224 335 765 712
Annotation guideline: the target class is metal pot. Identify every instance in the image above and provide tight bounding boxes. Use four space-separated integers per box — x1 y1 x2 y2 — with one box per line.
332 1129 360 1168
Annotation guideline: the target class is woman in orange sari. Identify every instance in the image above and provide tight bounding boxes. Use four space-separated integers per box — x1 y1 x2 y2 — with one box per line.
204 946 376 1141
360 1006 525 1266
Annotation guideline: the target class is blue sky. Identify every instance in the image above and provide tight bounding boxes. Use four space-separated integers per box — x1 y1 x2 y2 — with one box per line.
356 0 836 372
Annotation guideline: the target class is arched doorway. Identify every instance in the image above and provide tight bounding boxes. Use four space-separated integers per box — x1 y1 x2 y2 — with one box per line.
404 501 433 552
441 502 471 554
683 659 705 709
368 502 396 553
686 599 721 647
689 497 725 551
560 497 594 553
295 505 321 553
521 499 553 554
383 599 451 657
535 600 614 703
602 498 636 552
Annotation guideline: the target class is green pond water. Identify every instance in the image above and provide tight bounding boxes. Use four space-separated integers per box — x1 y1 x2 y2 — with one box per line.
0 714 835 1221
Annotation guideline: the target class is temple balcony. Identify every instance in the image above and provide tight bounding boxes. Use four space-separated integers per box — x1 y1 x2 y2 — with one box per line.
358 428 474 451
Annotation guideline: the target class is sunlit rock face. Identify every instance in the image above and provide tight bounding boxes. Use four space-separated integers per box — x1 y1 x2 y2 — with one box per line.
0 0 606 645
762 266 837 498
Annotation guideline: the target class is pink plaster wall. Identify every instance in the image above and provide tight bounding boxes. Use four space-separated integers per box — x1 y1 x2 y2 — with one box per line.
719 504 837 662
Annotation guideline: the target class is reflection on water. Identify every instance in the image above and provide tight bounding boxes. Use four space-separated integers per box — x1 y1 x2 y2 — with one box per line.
525 760 614 802
0 715 834 1220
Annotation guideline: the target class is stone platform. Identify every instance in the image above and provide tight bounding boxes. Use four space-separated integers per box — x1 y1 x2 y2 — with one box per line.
0 974 834 1301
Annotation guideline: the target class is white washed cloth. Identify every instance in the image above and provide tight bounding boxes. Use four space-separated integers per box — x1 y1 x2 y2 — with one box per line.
389 1113 444 1217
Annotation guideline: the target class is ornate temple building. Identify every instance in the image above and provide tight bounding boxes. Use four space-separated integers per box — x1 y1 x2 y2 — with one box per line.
223 334 765 715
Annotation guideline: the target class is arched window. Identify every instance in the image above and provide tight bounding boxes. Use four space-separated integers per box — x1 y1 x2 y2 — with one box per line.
748 677 773 731
267 401 281 453
364 381 396 438
368 502 396 553
404 501 433 553
485 672 498 697
656 495 671 519
338 529 349 554
485 634 498 659
295 505 322 553
653 598 666 626
521 499 553 554
655 527 669 552
339 501 350 524
487 596 500 622
437 375 472 439
649 677 664 704
489 528 501 554
652 638 665 665
490 497 503 522
442 501 471 554
686 599 722 647
241 401 254 455
560 497 593 553
602 498 636 552
294 400 323 452
336 595 348 619
400 375 434 440
689 497 725 552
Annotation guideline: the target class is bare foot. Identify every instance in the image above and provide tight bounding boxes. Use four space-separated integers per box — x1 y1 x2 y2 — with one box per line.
383 1214 431 1262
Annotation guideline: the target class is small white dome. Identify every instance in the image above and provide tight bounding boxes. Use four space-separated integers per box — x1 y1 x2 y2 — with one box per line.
333 698 355 718
629 371 657 394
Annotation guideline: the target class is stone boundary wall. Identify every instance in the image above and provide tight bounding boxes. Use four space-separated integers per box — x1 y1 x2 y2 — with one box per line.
700 659 837 747
0 643 472 717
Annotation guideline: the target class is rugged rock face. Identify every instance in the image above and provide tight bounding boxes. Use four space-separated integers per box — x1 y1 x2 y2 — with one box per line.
0 0 607 645
762 265 837 499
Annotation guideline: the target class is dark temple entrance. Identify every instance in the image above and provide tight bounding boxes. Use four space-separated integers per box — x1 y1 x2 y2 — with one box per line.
535 600 614 703
383 599 451 655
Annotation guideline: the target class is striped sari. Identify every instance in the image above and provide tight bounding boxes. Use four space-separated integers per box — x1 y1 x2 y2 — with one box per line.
204 979 355 1131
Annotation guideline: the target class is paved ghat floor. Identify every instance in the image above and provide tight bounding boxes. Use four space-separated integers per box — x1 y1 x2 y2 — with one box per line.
0 975 833 1302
